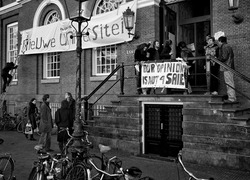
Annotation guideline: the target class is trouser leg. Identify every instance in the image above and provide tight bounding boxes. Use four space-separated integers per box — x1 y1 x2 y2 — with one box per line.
224 71 236 101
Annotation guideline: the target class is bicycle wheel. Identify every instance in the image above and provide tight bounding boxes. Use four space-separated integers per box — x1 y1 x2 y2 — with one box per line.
3 121 15 131
88 155 103 180
16 121 23 133
65 163 88 180
0 156 14 180
28 167 46 180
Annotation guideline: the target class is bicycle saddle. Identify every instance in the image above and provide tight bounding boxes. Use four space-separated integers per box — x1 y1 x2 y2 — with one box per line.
98 144 111 153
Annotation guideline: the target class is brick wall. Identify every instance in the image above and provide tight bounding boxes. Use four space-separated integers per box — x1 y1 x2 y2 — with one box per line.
213 0 250 100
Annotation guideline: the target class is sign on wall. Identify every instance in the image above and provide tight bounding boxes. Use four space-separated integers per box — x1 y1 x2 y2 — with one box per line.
141 62 186 89
19 0 137 55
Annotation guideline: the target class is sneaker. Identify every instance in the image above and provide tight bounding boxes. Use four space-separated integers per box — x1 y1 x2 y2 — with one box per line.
211 91 218 95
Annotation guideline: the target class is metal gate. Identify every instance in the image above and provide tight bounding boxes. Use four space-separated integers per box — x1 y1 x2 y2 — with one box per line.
144 104 183 157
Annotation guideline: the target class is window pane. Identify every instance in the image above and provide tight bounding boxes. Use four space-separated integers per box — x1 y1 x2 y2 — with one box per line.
45 53 60 78
94 45 117 76
7 22 18 82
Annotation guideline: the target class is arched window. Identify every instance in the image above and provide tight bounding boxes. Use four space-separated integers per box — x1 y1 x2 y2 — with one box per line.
43 10 60 24
92 0 124 77
95 0 124 15
43 9 61 80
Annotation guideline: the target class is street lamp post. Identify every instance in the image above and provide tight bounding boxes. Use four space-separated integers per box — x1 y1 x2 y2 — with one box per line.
63 0 97 151
123 7 139 39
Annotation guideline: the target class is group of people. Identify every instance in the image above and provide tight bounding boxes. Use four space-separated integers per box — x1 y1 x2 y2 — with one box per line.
24 92 75 153
134 35 236 102
204 35 236 102
134 39 174 95
134 39 194 95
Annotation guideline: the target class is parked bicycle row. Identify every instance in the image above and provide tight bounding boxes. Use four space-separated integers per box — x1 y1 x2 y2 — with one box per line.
26 128 214 180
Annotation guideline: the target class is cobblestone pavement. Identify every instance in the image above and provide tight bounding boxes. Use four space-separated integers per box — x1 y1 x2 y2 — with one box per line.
0 131 250 180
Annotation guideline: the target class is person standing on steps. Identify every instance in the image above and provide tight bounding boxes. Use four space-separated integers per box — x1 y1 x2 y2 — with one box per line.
204 35 219 95
217 36 236 102
1 62 18 93
134 42 151 94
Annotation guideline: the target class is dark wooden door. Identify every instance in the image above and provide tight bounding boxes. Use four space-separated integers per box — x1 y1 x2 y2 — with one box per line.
145 104 183 157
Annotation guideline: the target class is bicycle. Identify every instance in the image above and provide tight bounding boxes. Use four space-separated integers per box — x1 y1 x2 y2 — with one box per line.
177 151 214 180
0 153 15 180
2 112 19 131
64 128 153 180
28 145 71 180
16 113 26 133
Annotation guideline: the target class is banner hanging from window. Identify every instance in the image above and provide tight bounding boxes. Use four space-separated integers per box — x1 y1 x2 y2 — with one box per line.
141 62 187 89
19 0 137 55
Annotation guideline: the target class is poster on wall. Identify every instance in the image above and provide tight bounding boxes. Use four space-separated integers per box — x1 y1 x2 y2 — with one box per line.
141 61 186 89
19 0 137 55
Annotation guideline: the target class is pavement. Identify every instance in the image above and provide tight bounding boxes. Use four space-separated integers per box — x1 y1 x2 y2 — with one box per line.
0 131 250 180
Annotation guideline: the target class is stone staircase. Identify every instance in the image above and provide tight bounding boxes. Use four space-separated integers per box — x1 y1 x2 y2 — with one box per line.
84 98 142 154
84 94 250 170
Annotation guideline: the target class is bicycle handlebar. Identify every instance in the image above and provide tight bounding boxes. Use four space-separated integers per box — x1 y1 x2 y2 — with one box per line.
88 158 124 177
178 152 214 180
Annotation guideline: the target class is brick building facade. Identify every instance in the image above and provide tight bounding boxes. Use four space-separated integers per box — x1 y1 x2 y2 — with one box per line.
1 0 250 170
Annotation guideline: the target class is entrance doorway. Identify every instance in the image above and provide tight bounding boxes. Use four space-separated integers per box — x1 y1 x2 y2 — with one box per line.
144 104 183 157
161 0 211 90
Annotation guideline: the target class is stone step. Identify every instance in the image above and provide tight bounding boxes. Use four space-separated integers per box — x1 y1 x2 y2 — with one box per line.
87 135 140 155
182 134 250 156
183 121 250 140
231 114 250 124
93 116 140 129
86 125 141 142
209 101 240 109
183 114 249 125
182 148 250 170
219 107 250 118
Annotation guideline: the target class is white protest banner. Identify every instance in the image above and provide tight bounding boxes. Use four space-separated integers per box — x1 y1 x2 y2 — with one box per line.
19 0 137 55
141 62 186 89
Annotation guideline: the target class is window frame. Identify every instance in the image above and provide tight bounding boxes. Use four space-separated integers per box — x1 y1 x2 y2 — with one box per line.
43 52 61 79
91 0 125 78
92 45 117 76
42 9 61 81
6 22 18 82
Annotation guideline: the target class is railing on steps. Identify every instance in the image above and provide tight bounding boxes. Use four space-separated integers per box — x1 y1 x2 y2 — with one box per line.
82 63 128 121
83 56 250 121
209 57 250 100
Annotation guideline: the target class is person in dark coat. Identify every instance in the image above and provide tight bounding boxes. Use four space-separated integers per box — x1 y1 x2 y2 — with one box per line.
134 42 150 94
65 92 75 130
147 40 161 61
38 94 53 152
217 36 236 102
177 41 194 94
160 39 172 60
1 62 18 92
55 100 73 153
204 35 219 95
26 98 38 141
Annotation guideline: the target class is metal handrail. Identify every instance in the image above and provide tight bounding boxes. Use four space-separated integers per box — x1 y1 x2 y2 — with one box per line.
210 57 250 100
83 64 122 101
211 57 250 84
